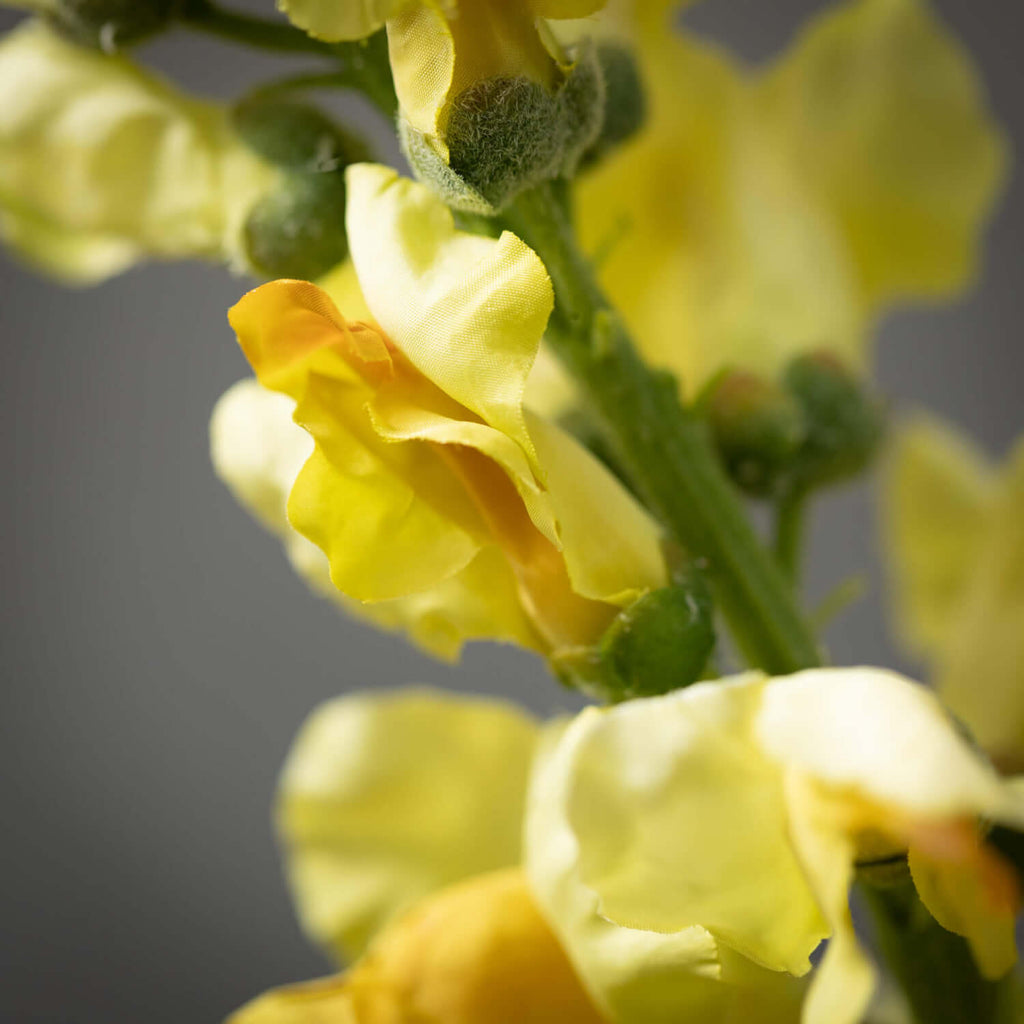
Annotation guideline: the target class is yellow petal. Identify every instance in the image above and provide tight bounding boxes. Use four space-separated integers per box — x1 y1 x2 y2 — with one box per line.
760 0 1008 307
883 416 996 657
756 668 1011 821
227 975 358 1024
525 410 666 604
938 441 1024 761
783 775 877 1024
345 163 553 461
288 374 484 601
525 709 808 1024
277 0 405 41
278 690 540 961
909 842 1019 979
0 21 275 282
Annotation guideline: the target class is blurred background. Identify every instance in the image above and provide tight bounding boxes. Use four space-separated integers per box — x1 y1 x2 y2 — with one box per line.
1 1 1021 1021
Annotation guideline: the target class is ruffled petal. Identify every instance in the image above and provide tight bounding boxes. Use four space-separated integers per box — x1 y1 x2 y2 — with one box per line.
756 668 1011 821
345 163 553 461
278 690 540 960
525 711 808 1024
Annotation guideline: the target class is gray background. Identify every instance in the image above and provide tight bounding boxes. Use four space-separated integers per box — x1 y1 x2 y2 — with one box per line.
1 1 1020 1021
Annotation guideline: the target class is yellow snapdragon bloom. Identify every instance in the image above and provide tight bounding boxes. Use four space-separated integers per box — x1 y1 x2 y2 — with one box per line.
0 20 276 283
223 163 666 658
527 668 1024 1024
885 417 1024 766
229 688 607 1023
230 687 800 1024
578 0 1007 392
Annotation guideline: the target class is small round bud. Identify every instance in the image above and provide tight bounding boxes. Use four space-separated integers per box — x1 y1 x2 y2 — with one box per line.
580 43 647 170
783 351 885 488
243 173 348 281
704 371 806 497
45 0 181 50
556 570 715 703
232 96 370 175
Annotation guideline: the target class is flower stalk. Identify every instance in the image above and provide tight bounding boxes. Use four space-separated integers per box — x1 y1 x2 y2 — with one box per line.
502 181 822 675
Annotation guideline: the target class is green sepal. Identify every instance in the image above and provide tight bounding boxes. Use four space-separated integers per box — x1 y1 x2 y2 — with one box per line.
580 42 647 170
554 567 715 703
43 0 181 49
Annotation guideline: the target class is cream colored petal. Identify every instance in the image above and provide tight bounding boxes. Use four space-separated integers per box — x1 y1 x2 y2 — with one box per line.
883 416 995 657
784 774 877 1024
279 689 540 961
345 163 553 460
0 21 275 280
525 710 807 1024
759 0 1008 307
525 410 666 604
938 441 1024 761
278 0 407 41
756 668 1012 822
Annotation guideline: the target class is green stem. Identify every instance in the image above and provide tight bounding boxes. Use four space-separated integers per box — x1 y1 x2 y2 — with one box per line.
179 3 398 117
860 879 1018 1024
503 182 821 675
774 485 808 584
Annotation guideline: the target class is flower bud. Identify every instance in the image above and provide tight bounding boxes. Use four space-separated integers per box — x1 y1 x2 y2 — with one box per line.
580 43 647 170
704 371 806 497
557 568 715 702
243 172 348 281
783 351 885 488
231 95 370 175
402 45 604 214
43 0 181 50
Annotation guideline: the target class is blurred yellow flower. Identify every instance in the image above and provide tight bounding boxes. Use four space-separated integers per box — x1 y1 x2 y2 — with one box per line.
229 688 606 1023
0 20 276 283
526 667 1024 1024
885 417 1024 766
276 688 540 960
577 0 1007 392
222 164 665 658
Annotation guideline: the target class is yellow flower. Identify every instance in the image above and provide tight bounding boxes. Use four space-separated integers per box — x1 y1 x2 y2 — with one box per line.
228 688 607 1024
223 163 665 659
281 0 605 208
577 0 1007 393
885 417 1024 766
526 667 1024 1024
0 20 276 283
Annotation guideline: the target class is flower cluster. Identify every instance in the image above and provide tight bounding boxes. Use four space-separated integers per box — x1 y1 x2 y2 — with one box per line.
3 0 1022 1022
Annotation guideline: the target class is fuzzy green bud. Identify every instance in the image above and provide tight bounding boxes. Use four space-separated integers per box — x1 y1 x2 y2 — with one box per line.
783 352 885 488
402 44 604 214
704 371 806 497
232 96 370 175
243 172 348 281
580 43 647 170
43 0 181 49
556 569 715 703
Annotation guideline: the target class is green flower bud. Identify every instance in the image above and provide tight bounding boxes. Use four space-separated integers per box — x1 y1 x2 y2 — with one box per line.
43 0 181 50
703 371 806 497
402 45 604 214
783 351 885 488
243 172 348 281
232 96 370 175
580 43 647 170
556 569 715 703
